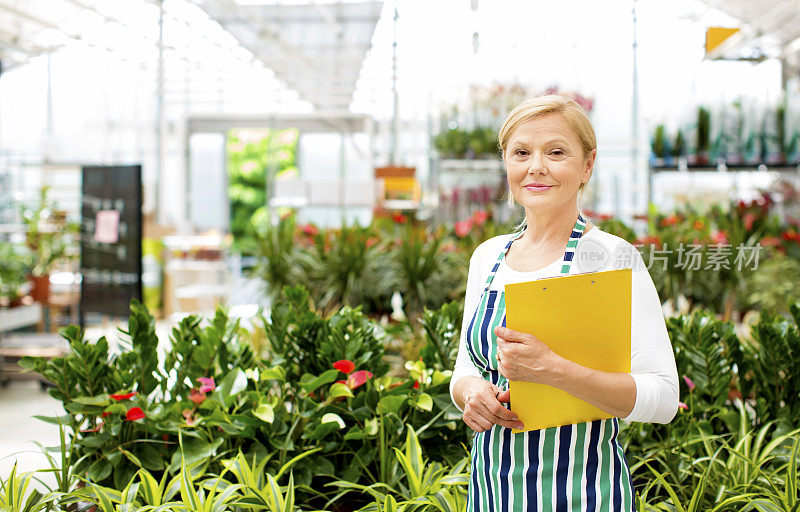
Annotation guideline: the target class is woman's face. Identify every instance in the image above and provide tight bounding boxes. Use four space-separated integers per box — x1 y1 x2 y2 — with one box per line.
504 113 596 214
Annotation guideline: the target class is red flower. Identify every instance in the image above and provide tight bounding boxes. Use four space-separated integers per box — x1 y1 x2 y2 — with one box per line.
392 213 407 224
677 402 688 411
333 359 356 375
635 235 661 249
711 230 729 245
454 219 473 238
346 370 373 390
110 392 137 401
472 210 489 227
189 388 206 405
743 213 757 231
782 229 800 243
197 377 216 394
660 214 679 227
760 235 782 248
301 224 319 236
126 407 146 421
413 380 420 389
101 412 112 418
365 237 379 248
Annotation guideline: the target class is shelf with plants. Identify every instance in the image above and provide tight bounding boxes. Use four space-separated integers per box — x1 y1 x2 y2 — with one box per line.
649 99 800 170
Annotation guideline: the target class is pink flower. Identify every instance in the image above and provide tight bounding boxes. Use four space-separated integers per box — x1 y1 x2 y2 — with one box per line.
182 409 197 426
743 213 757 231
346 370 373 390
677 402 688 411
197 377 216 394
711 230 729 245
472 210 489 227
301 224 319 236
683 375 695 392
189 388 206 405
126 407 146 421
454 220 473 238
110 392 137 401
333 360 356 375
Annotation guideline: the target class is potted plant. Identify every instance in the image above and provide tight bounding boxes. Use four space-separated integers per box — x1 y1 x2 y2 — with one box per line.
0 241 31 308
650 124 668 167
21 186 78 303
696 106 711 165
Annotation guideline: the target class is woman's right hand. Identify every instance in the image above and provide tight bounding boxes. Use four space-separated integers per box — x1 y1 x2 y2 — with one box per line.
461 378 525 432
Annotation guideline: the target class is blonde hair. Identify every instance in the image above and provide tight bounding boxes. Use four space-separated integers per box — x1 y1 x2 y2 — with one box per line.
498 95 597 210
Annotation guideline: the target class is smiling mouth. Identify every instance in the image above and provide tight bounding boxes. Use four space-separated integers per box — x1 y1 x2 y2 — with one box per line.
524 184 554 191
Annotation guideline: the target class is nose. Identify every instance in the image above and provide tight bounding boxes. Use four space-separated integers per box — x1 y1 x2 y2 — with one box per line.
528 151 546 175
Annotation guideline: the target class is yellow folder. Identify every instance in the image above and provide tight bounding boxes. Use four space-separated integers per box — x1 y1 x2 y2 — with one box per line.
504 268 631 432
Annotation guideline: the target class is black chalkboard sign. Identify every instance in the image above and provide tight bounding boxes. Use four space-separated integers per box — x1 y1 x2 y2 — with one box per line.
80 165 142 319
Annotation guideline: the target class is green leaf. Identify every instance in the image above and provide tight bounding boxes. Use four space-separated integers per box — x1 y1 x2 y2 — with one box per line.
416 392 433 412
329 382 354 399
88 458 112 482
216 369 248 407
260 366 286 381
253 404 275 423
377 395 406 415
73 394 111 406
299 369 339 393
321 413 346 429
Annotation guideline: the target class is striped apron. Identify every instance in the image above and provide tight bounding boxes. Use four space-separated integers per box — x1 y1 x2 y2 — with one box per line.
465 213 636 511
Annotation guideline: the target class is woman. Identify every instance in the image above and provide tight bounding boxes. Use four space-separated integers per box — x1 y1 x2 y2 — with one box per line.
450 95 679 511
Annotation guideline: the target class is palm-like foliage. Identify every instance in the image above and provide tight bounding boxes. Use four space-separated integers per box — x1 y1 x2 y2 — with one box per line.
252 214 303 302
300 223 389 313
391 225 458 319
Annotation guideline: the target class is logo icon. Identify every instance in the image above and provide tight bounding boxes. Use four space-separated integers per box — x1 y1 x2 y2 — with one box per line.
574 238 610 272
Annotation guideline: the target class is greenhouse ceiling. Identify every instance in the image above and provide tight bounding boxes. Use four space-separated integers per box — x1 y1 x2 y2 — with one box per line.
0 0 384 112
701 0 800 62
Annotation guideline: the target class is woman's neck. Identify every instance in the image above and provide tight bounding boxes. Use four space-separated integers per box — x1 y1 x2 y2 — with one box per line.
521 207 581 246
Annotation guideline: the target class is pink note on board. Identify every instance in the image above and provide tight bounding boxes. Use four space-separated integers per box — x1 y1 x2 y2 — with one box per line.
94 210 120 244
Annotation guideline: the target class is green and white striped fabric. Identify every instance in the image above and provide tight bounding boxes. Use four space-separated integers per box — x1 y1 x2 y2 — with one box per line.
464 213 636 511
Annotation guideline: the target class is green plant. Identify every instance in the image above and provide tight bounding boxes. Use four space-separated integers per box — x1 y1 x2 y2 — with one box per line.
300 223 389 313
697 106 711 155
740 303 800 426
327 424 469 512
418 301 462 372
672 129 686 158
227 128 298 254
0 241 30 304
252 214 304 302
20 185 78 277
651 124 667 159
0 463 53 512
391 225 457 320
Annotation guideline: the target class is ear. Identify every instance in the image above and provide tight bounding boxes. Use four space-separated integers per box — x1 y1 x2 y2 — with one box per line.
582 149 596 185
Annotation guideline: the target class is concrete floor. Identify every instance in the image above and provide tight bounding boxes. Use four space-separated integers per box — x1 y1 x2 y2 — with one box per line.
0 380 64 480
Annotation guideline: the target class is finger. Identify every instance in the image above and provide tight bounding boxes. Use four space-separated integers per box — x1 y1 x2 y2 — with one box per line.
466 416 491 433
487 394 519 422
466 411 494 432
494 326 530 344
493 415 525 430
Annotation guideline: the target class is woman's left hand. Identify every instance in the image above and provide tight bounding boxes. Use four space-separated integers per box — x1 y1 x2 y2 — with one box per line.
494 325 565 385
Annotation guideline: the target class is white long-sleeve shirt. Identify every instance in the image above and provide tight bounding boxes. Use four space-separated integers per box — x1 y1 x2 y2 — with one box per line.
449 227 680 424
